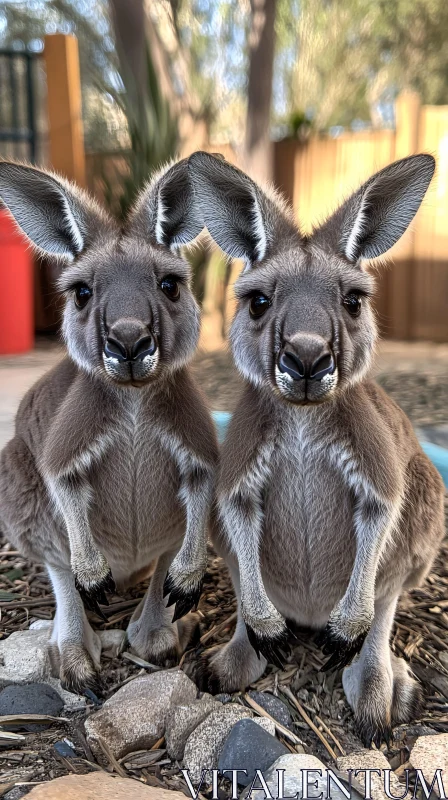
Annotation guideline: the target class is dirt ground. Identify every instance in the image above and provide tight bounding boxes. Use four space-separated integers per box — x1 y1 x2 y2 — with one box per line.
0 337 447 794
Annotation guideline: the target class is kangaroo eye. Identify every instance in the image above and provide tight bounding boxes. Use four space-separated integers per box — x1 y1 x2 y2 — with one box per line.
160 276 180 301
249 293 271 319
343 293 362 317
74 283 92 309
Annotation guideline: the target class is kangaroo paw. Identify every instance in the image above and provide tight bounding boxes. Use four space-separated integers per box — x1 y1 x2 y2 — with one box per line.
163 571 203 621
317 623 369 672
357 717 392 749
60 644 100 695
245 624 291 669
75 569 116 621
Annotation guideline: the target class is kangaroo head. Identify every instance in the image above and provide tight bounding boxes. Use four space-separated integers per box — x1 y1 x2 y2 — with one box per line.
189 151 435 405
0 160 203 386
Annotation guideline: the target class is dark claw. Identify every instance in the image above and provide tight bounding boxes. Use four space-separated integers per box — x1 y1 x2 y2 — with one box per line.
163 572 203 621
84 687 102 706
245 623 291 670
75 569 116 622
163 572 175 599
356 717 392 749
316 624 368 672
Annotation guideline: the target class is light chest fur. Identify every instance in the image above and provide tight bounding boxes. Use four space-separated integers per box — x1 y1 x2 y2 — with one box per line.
89 392 185 582
261 412 357 626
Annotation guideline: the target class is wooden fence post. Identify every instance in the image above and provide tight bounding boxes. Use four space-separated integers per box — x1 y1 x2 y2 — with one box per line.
389 91 421 339
44 34 86 186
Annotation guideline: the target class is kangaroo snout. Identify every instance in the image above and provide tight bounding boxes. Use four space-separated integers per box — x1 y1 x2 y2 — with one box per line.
276 335 337 402
105 319 157 363
103 318 159 383
279 336 335 382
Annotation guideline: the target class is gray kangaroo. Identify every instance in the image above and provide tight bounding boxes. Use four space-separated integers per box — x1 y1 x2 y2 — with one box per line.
0 159 218 692
188 151 445 746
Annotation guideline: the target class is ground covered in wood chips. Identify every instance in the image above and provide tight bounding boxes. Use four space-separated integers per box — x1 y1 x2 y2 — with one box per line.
0 347 447 795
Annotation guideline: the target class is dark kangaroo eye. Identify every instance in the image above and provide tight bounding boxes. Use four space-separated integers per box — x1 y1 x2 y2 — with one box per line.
74 283 92 309
249 293 271 319
160 276 180 301
343 293 362 317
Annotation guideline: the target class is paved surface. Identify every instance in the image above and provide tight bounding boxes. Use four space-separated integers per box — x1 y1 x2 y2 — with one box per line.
0 338 447 451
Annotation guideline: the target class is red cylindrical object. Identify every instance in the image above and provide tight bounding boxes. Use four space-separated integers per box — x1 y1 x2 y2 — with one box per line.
0 210 34 355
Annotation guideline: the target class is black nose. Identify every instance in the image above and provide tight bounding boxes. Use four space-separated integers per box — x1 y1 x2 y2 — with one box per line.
278 339 335 382
131 334 157 361
104 319 157 363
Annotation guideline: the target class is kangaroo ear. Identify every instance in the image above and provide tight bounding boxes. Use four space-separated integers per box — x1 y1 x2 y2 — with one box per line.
313 154 435 263
188 151 299 269
129 158 203 248
0 162 108 260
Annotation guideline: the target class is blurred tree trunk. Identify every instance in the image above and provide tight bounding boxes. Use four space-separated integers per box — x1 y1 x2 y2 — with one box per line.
243 0 277 183
108 0 207 154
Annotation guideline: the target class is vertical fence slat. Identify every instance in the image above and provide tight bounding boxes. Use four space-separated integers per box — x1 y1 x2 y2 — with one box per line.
44 33 86 186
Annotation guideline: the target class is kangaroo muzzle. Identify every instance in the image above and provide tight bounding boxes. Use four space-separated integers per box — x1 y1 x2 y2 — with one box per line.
102 318 159 383
275 334 337 403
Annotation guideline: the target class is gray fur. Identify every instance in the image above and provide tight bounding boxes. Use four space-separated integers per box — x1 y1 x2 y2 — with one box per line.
0 159 217 691
189 151 444 745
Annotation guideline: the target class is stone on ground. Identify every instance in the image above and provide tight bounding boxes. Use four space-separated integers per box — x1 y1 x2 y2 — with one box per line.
254 717 276 736
218 717 289 786
410 733 448 796
46 677 86 710
337 749 409 800
25 772 187 799
248 690 294 731
0 683 63 730
183 702 253 784
85 669 197 759
246 753 350 800
165 694 219 760
0 628 51 687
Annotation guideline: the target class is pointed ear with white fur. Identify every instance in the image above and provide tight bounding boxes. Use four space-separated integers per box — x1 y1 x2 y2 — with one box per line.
129 158 203 248
188 151 299 268
0 162 109 260
313 154 435 263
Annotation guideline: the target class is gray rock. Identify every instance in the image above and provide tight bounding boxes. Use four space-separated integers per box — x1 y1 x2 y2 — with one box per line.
214 693 233 704
0 627 86 709
183 703 253 784
47 677 86 710
410 733 448 794
4 789 28 800
54 739 77 757
29 620 52 631
0 628 51 688
337 749 409 800
246 753 350 800
219 718 289 786
0 683 63 731
166 695 219 761
254 717 276 736
248 691 294 731
85 669 197 759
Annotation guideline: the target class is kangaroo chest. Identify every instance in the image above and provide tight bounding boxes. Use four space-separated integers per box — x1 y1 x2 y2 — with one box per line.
260 417 357 623
89 397 184 571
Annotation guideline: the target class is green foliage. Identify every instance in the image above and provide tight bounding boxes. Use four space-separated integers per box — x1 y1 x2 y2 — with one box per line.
110 40 178 219
288 109 313 139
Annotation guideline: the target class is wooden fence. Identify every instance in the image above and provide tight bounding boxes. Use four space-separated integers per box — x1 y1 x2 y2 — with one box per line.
274 94 448 341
